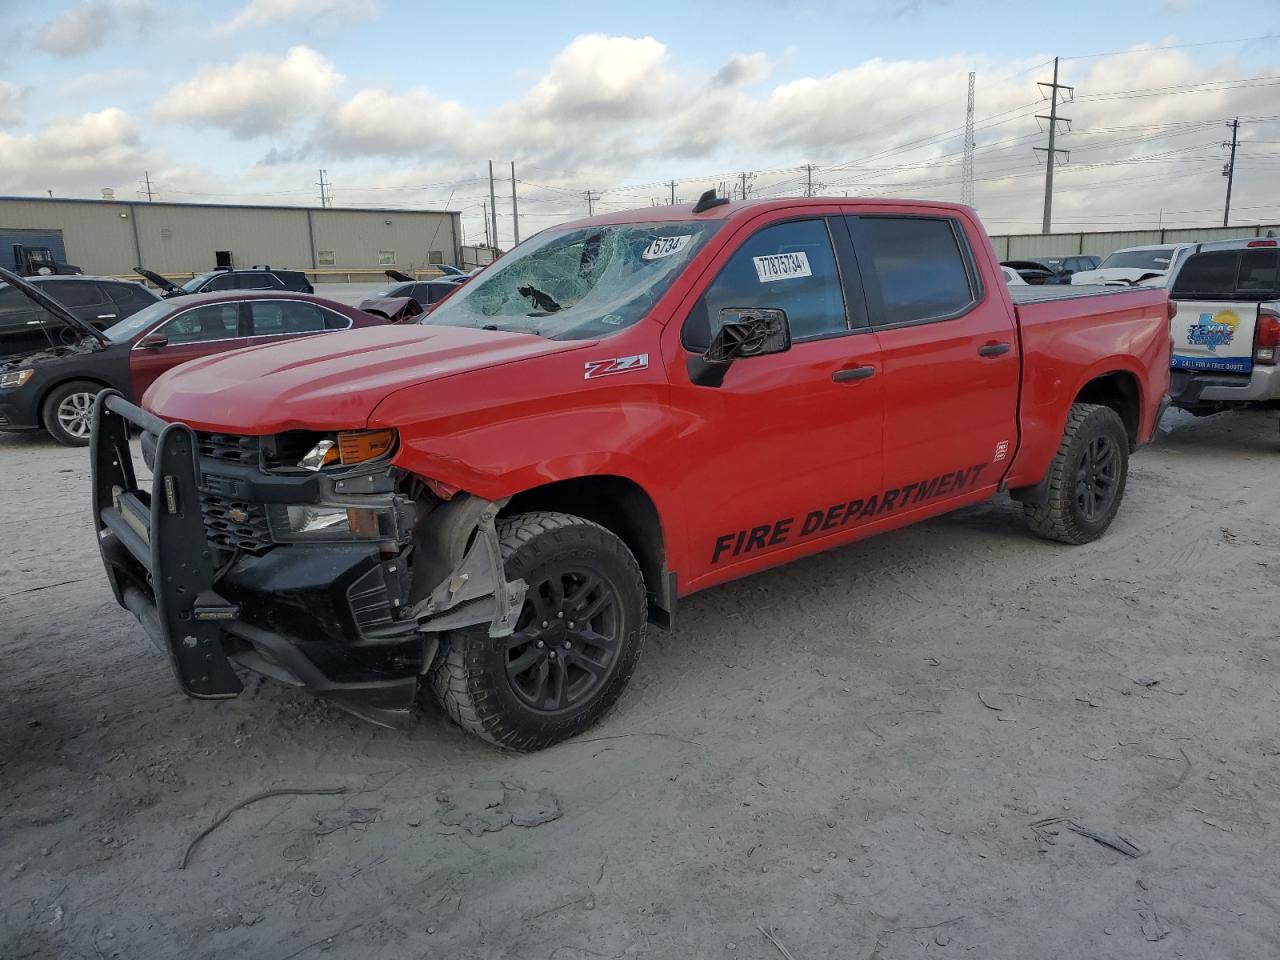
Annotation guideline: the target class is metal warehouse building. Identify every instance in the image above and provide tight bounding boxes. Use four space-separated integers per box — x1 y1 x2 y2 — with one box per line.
0 196 462 282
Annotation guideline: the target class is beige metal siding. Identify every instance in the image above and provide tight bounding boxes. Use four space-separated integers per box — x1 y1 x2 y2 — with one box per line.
996 224 1280 261
310 210 458 272
0 197 138 274
0 197 461 278
134 204 311 274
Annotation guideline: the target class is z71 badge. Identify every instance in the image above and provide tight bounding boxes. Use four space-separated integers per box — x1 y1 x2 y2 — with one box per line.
584 353 649 380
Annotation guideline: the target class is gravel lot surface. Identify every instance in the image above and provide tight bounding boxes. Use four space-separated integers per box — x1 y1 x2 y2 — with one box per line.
2 407 1278 960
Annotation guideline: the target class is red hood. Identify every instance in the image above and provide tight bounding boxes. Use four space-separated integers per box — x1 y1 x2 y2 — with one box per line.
143 324 588 433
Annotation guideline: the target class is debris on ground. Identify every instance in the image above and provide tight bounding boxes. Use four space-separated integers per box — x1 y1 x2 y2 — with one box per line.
436 781 563 836
1030 817 1144 858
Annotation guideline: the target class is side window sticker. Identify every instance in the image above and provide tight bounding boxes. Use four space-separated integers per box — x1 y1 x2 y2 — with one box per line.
753 251 812 283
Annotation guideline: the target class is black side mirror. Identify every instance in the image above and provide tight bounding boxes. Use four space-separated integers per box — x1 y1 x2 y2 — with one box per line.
688 307 791 387
136 333 168 349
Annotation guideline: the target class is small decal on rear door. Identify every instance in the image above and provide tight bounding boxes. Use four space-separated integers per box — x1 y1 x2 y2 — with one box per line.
753 252 812 283
584 353 649 379
994 440 1010 462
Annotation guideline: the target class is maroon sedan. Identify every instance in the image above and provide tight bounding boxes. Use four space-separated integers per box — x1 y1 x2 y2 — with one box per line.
0 284 389 446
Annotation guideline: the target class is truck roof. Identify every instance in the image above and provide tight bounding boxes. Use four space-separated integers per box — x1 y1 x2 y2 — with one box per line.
556 196 973 230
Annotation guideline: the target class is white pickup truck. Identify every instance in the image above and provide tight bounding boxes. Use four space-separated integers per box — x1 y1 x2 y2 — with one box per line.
1166 237 1280 413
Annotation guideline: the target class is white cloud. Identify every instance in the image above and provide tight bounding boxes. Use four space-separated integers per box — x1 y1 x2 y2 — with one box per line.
39 2 113 57
219 0 377 32
0 82 22 128
711 53 773 89
0 108 144 194
153 46 344 138
59 67 148 97
38 0 150 58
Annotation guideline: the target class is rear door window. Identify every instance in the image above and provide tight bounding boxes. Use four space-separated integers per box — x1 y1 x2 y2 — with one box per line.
41 280 105 308
249 300 337 335
851 216 976 326
683 218 849 349
205 272 237 292
238 272 284 290
103 282 158 314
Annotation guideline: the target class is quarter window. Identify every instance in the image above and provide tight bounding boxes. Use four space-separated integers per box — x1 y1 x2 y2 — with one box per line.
160 304 241 344
684 219 848 350
854 217 975 326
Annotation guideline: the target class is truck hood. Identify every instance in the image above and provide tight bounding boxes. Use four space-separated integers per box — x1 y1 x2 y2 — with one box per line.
143 324 590 433
1071 267 1167 286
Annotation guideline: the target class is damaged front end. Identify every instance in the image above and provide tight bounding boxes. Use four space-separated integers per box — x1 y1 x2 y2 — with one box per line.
90 391 524 727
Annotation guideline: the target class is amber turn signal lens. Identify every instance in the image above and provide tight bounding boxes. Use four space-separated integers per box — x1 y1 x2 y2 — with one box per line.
337 429 396 465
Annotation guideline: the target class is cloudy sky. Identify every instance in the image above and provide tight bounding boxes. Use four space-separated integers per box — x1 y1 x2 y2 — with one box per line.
2 0 1278 245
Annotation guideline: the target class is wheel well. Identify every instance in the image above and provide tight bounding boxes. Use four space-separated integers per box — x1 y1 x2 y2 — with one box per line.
1074 371 1140 446
503 476 672 628
36 377 111 428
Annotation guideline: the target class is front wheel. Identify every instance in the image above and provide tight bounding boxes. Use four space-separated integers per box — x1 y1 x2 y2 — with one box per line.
41 380 102 447
427 511 647 751
1024 402 1129 544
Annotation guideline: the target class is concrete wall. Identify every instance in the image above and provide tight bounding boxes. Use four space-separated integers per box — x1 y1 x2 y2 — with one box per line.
0 197 460 277
989 224 1280 260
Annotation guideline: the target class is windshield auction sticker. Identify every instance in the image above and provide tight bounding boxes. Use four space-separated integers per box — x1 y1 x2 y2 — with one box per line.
753 251 812 282
642 235 692 260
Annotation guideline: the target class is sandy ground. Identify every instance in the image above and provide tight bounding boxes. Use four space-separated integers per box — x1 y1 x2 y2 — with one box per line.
1 407 1278 960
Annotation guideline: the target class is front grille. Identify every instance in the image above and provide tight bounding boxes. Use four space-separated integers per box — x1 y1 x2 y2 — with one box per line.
200 494 274 556
197 432 260 465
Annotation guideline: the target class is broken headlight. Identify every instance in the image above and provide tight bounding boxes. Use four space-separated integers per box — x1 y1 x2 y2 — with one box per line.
298 429 396 471
268 503 402 543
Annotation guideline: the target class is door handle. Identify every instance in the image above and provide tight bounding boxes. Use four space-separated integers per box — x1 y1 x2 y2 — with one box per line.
978 341 1011 357
97 314 117 320
832 365 876 383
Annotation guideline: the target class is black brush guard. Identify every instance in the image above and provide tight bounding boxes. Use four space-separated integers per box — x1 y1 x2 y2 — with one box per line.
90 390 425 725
91 390 244 698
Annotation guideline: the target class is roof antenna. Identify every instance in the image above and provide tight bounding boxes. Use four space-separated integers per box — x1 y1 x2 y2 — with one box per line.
692 188 730 214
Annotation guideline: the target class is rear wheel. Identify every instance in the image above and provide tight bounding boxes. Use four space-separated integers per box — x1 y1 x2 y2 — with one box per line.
1024 402 1129 544
428 512 647 751
41 380 102 447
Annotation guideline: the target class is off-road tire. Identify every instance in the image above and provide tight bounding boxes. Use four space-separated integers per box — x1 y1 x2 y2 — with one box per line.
427 511 647 751
1024 402 1129 544
41 380 102 447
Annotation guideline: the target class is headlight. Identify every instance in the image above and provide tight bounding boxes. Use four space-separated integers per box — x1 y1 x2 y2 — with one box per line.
299 429 396 471
0 369 34 389
269 504 396 542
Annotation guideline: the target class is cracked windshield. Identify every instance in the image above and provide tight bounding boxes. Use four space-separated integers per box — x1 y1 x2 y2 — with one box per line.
424 221 720 339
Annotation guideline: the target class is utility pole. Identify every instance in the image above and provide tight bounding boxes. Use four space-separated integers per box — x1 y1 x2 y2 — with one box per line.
737 171 754 200
316 169 331 208
584 190 600 216
961 72 976 207
1223 117 1239 227
487 161 499 252
510 161 520 245
481 201 490 250
668 180 677 205
140 170 154 202
804 164 814 197
1034 58 1072 234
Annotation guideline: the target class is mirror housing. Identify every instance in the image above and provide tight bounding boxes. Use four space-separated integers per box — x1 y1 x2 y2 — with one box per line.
688 307 791 387
136 333 168 349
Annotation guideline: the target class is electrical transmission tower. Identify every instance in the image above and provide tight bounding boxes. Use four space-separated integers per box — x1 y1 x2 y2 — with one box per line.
961 72 976 207
1034 57 1072 234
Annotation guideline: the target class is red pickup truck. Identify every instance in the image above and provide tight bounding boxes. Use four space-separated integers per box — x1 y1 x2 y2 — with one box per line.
91 196 1171 750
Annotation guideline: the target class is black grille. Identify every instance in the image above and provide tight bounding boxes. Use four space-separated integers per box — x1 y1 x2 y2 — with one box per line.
200 494 273 556
197 432 260 465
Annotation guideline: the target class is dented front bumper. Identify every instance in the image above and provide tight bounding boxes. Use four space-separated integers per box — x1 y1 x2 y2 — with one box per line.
90 391 523 728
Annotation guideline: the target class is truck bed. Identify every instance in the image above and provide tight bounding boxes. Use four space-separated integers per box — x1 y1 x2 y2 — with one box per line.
1009 284 1157 304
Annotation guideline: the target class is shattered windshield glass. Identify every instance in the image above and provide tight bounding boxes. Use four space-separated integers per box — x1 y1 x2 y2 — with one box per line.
423 220 721 339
